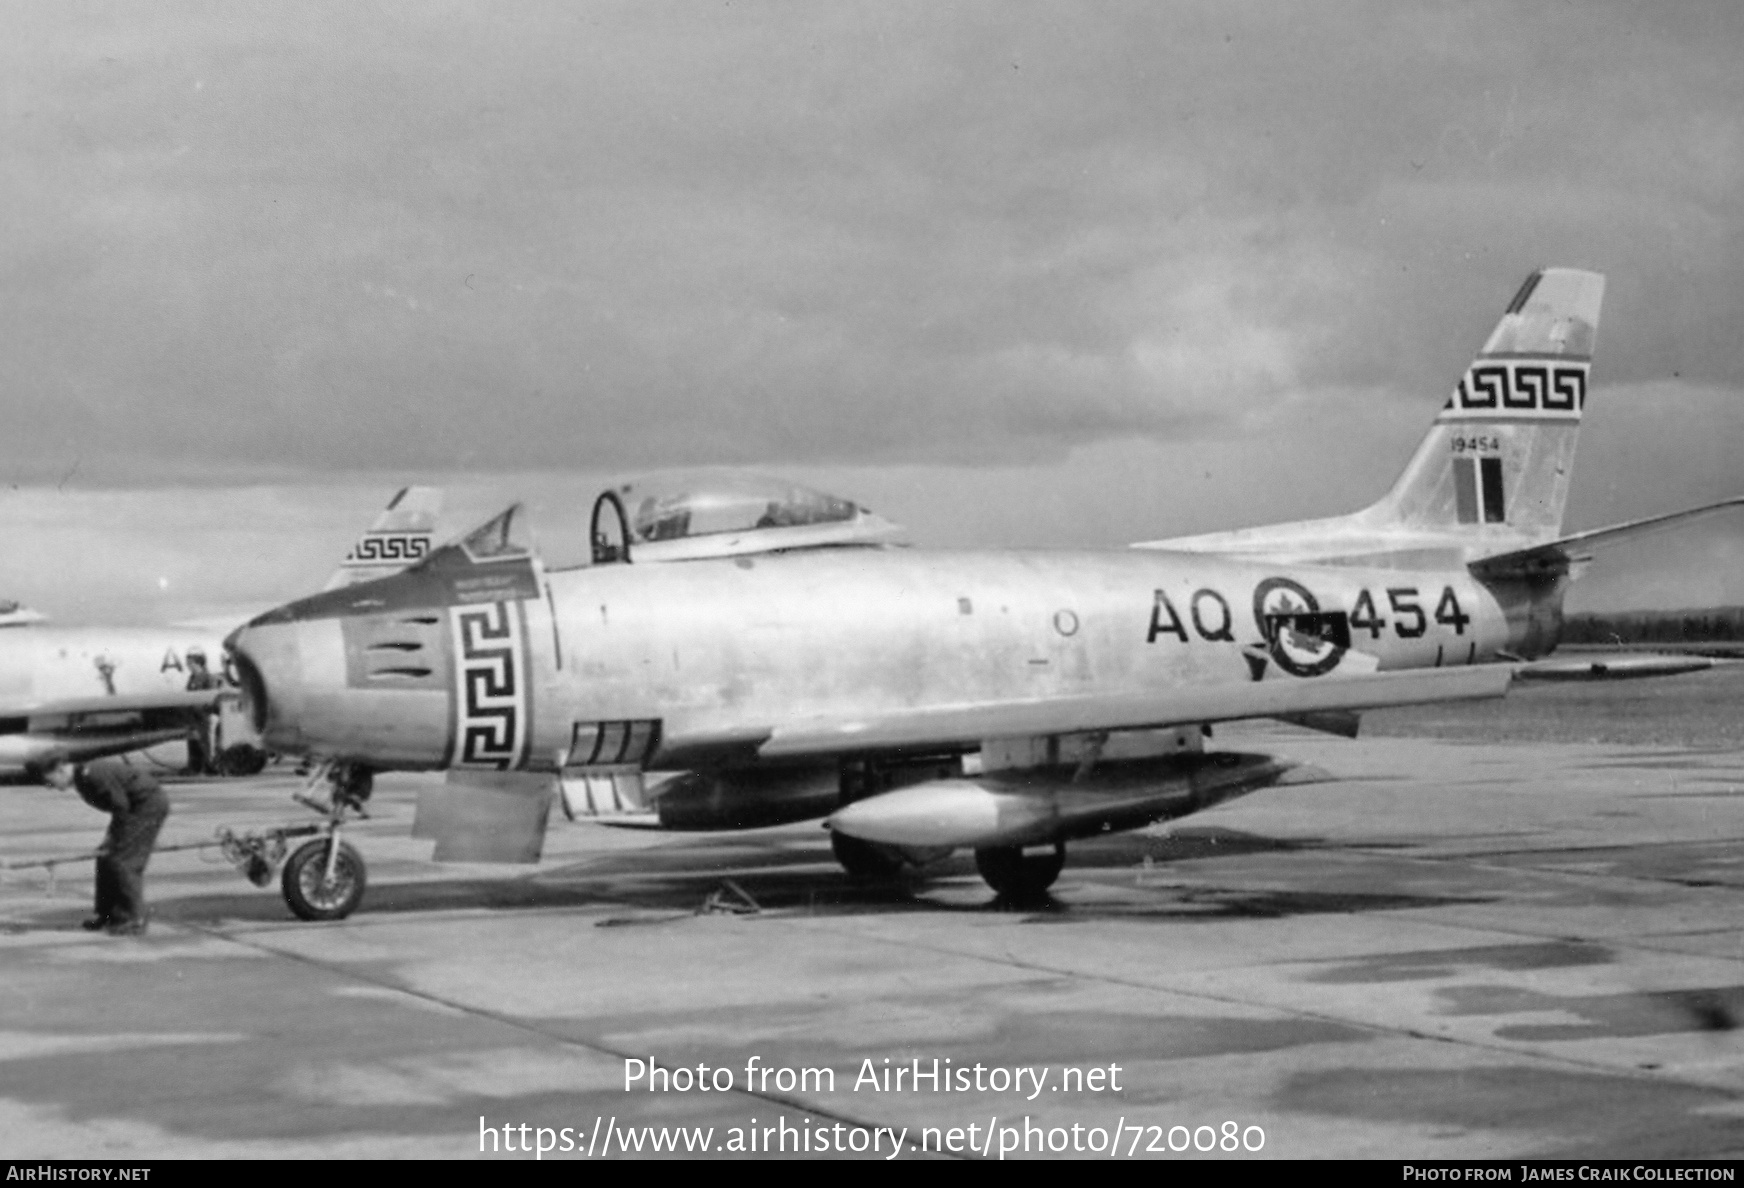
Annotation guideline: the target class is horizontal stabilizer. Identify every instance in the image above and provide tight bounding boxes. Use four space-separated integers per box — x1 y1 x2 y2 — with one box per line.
761 666 1511 759
0 602 47 628
1470 497 1744 581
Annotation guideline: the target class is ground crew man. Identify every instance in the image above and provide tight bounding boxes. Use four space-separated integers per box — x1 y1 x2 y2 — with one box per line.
37 752 169 936
183 648 223 775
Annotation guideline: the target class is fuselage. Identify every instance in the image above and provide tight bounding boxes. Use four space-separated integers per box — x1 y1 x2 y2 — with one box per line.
0 626 226 708
0 625 229 778
229 544 1557 772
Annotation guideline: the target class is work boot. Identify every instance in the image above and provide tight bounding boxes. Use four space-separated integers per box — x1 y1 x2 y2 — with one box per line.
80 916 109 932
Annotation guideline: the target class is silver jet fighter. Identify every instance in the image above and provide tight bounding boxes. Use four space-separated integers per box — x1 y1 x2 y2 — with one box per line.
227 269 1740 906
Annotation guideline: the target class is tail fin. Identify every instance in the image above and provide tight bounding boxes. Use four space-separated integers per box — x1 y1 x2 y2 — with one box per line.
321 486 444 590
1367 268 1604 544
1133 268 1605 564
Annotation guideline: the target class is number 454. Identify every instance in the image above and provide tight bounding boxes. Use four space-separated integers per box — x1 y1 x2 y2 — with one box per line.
1350 585 1470 639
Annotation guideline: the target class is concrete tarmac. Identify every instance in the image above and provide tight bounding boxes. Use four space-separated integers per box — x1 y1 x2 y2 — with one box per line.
2 714 1741 1159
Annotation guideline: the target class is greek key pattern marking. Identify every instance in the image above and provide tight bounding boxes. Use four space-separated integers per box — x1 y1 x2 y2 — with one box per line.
345 532 433 563
449 600 528 769
1443 359 1586 419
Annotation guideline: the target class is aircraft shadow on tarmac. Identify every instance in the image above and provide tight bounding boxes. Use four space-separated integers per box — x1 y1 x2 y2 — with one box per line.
133 825 1485 927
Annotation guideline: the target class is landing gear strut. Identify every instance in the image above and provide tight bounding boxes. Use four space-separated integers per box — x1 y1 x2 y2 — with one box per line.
975 843 1066 901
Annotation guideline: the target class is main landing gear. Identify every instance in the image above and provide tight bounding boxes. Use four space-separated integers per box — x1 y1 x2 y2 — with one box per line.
974 843 1066 901
829 832 1067 900
830 756 1066 899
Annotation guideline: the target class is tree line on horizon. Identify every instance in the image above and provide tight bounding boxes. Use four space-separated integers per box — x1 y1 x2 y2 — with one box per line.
1562 606 1744 645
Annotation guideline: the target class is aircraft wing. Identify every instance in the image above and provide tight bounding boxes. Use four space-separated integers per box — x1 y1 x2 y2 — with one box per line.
6 688 222 718
1470 497 1744 581
756 665 1512 759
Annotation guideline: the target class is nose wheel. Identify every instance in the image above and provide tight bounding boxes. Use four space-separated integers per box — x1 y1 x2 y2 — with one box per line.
277 761 371 921
281 838 367 921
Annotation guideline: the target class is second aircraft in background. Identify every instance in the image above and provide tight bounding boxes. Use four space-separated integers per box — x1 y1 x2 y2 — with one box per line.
0 488 441 780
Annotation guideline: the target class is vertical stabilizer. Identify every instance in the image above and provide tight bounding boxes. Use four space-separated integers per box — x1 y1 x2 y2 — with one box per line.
322 487 444 590
1133 268 1607 563
1367 268 1604 546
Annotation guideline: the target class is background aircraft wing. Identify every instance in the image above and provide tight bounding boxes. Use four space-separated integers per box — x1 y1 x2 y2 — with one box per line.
4 688 223 718
756 665 1512 759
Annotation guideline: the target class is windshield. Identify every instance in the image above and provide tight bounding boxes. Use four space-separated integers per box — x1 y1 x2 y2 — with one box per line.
459 504 533 560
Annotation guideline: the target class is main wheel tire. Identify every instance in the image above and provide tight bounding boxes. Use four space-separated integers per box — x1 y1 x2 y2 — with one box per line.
974 843 1066 901
831 831 907 882
281 839 367 921
214 744 269 777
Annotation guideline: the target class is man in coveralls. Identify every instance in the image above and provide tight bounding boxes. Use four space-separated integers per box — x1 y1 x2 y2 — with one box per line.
182 647 223 775
38 751 169 936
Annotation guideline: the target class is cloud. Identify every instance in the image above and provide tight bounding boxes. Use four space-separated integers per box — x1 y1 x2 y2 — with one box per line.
0 1 1737 519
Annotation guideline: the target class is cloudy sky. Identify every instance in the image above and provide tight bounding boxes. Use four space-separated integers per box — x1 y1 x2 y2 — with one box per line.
1 1 1739 623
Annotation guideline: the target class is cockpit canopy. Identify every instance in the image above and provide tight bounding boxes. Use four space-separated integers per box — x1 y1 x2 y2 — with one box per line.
590 471 904 564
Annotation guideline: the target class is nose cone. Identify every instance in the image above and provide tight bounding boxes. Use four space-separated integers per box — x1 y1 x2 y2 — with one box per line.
227 589 459 770
226 617 312 755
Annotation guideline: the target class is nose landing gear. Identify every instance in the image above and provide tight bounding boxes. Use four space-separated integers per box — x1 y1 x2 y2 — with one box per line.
279 761 371 921
281 835 367 922
214 761 373 920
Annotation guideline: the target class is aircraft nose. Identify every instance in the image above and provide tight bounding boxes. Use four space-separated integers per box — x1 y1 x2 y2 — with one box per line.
226 619 312 754
227 598 459 769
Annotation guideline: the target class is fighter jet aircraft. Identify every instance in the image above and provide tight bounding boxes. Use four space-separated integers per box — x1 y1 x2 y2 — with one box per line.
227 268 1741 910
0 488 441 780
